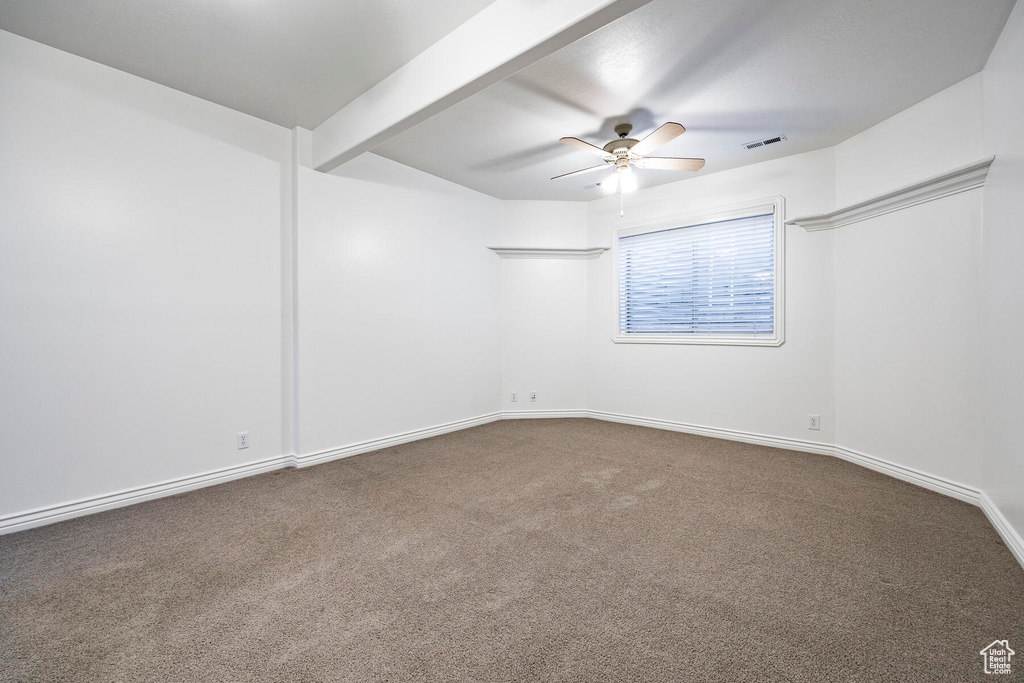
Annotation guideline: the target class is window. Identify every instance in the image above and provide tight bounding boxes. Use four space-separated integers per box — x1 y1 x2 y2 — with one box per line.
614 196 785 346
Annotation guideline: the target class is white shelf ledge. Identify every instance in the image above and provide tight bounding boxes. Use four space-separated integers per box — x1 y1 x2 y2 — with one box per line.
786 156 995 232
487 247 609 259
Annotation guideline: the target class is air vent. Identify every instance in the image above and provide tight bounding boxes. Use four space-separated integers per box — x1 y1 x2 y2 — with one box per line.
742 134 787 150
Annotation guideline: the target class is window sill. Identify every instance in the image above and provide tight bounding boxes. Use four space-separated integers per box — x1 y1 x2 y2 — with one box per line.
612 333 784 347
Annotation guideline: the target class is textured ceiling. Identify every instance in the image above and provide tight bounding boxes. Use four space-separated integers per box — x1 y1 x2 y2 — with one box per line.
373 0 1015 200
0 0 495 129
1 0 1014 200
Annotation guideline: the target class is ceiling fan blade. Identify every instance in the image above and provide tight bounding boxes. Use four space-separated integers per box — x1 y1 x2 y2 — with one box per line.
630 122 686 157
551 164 609 180
559 137 611 158
635 157 705 172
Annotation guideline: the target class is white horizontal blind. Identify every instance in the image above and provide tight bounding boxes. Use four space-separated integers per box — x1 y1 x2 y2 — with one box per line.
619 213 775 335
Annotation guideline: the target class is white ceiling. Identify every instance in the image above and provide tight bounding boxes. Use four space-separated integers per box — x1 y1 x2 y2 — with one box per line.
1 0 1014 200
0 0 495 129
373 0 1015 200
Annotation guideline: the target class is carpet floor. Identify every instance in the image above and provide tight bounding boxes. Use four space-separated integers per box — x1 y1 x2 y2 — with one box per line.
1 419 1022 681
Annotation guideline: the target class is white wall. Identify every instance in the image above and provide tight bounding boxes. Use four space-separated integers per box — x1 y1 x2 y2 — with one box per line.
0 30 291 517
832 75 987 488
835 74 986 206
586 149 838 442
832 194 983 486
2 19 1021 555
295 154 502 455
981 1 1024 544
499 201 589 413
0 29 505 525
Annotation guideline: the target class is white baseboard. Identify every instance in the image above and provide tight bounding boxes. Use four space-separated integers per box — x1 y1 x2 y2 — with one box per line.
500 409 589 419
980 492 1024 569
292 412 502 469
0 413 504 536
3 408 1021 573
0 453 294 535
584 410 836 457
830 445 980 505
584 410 1024 569
585 409 981 504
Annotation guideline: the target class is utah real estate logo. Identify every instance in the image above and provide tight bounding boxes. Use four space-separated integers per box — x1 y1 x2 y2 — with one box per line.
980 640 1015 675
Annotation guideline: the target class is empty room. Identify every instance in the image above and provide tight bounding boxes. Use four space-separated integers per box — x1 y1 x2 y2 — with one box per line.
2 0 1023 680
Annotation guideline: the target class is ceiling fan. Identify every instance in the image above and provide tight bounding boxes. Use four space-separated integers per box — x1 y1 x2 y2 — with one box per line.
551 122 705 194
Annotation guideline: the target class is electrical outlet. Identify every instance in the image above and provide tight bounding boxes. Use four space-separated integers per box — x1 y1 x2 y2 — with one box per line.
510 391 518 403
530 392 537 402
237 432 249 449
808 414 820 431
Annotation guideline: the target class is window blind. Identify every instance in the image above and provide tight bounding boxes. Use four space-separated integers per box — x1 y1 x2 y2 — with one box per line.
618 212 775 335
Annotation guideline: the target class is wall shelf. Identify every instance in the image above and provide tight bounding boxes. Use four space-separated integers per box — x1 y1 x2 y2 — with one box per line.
786 156 995 232
487 247 609 259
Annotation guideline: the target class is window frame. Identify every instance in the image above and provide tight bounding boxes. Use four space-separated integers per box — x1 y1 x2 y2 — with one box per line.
611 195 786 347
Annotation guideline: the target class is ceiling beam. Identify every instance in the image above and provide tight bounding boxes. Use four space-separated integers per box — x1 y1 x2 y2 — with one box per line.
311 0 652 173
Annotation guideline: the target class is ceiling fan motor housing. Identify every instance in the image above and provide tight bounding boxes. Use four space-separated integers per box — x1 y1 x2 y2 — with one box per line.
604 123 639 162
603 138 638 154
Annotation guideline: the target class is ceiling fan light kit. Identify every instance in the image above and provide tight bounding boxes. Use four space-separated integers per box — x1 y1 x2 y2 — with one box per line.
603 166 637 194
552 121 705 215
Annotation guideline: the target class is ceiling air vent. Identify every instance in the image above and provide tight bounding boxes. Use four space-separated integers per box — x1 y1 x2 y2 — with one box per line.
742 134 787 150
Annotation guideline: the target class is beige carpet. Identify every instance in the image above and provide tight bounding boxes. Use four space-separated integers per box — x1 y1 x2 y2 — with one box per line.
1 419 1022 681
